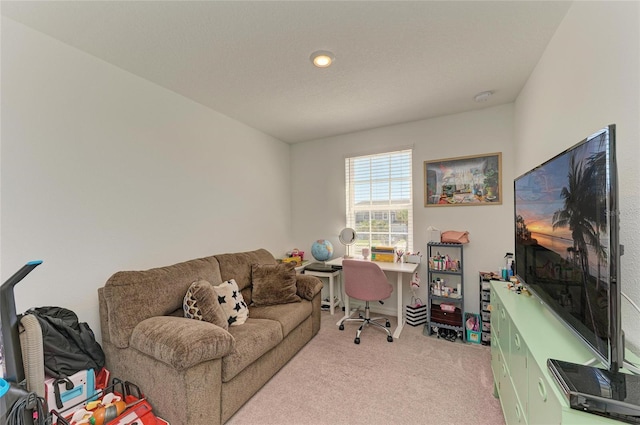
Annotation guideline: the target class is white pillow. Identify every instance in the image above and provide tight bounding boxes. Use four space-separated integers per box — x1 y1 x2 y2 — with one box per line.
212 279 249 326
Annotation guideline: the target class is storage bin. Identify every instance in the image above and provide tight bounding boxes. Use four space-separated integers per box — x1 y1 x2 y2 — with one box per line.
467 329 481 344
427 226 441 243
405 254 421 264
406 304 427 326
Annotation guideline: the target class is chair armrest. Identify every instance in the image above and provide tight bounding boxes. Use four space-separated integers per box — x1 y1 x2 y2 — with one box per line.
295 274 323 301
130 316 235 371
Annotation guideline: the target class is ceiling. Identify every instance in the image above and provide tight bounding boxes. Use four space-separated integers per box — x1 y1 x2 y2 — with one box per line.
2 1 573 143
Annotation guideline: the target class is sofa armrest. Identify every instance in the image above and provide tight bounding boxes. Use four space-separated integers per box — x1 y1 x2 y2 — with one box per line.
130 316 235 371
295 274 323 301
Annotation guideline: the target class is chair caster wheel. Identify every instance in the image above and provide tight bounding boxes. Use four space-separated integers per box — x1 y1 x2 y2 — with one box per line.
387 335 393 342
385 321 391 328
339 324 344 331
354 337 360 344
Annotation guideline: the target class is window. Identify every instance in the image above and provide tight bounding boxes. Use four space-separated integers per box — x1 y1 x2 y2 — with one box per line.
345 149 413 256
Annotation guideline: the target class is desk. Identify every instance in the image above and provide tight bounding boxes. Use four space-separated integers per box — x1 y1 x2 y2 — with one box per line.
326 257 419 339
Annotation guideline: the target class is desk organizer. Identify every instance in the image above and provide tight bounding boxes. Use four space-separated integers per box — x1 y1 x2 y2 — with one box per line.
405 254 421 264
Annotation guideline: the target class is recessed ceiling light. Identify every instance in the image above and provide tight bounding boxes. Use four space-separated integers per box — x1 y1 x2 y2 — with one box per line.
474 91 493 102
310 50 334 68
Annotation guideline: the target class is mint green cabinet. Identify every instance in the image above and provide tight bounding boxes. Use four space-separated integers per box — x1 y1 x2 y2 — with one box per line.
496 298 510 353
509 325 528 415
527 355 561 425
490 281 626 425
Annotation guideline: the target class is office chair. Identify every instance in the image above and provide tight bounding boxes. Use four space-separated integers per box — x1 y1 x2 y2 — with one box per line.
338 259 393 344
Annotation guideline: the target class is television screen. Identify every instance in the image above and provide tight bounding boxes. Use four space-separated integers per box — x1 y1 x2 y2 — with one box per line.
514 125 622 372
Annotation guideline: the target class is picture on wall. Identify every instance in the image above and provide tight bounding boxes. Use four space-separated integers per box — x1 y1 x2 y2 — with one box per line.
424 152 502 207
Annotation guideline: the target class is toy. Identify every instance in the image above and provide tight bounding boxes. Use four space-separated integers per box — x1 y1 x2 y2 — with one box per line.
66 393 128 425
88 400 127 425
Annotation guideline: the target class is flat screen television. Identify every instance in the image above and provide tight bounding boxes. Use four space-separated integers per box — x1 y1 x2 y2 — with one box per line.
514 124 623 373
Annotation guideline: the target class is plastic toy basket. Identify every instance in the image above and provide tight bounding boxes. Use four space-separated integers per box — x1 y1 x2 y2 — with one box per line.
52 379 169 425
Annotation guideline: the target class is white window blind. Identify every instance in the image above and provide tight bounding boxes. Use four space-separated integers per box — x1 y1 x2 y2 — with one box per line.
345 149 413 256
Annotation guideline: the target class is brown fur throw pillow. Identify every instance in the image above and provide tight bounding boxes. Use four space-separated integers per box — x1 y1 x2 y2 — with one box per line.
251 263 301 306
183 280 229 330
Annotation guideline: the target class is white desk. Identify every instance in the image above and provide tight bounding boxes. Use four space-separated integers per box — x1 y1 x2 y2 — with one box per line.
326 257 419 339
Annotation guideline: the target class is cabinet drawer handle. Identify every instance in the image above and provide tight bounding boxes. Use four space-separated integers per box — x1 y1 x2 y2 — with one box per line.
514 333 521 349
538 378 547 402
501 362 507 378
500 308 506 320
515 403 521 420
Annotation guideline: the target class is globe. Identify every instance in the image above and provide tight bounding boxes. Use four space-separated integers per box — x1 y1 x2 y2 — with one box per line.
311 240 334 262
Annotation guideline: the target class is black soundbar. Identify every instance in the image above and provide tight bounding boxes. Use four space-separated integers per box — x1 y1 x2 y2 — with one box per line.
548 358 640 424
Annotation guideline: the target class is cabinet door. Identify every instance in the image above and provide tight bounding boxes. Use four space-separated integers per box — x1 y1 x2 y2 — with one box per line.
496 301 510 364
527 357 561 425
490 292 502 390
498 356 527 425
490 286 501 336
491 330 502 389
509 324 529 420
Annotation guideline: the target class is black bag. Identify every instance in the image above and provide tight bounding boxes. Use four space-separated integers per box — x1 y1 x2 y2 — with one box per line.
24 306 105 379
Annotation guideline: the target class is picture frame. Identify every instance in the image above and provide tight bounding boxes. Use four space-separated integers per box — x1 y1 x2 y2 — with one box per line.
424 152 502 207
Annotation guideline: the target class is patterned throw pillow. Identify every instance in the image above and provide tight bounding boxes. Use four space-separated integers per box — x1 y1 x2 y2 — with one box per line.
212 279 249 326
183 280 229 330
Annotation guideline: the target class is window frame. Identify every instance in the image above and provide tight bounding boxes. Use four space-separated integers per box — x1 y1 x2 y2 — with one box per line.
345 148 413 256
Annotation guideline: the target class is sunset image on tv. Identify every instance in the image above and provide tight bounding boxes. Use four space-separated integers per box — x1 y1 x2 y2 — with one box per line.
514 128 611 357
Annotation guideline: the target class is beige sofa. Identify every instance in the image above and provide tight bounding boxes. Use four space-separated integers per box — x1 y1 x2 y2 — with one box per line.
97 249 323 425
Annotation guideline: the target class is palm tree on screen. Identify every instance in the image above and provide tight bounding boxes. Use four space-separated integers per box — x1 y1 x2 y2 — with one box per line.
552 154 601 333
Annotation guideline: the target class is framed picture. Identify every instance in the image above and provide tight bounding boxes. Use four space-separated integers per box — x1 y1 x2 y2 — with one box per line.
424 152 502 207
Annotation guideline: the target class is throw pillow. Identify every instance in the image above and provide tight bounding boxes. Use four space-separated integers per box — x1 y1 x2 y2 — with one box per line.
212 279 249 326
183 280 229 330
251 262 301 306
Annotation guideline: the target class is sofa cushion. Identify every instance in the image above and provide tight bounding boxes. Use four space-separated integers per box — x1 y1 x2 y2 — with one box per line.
222 318 282 382
249 300 312 338
183 280 229 330
293 274 324 301
213 279 249 326
103 256 223 348
251 263 301 306
131 316 235 370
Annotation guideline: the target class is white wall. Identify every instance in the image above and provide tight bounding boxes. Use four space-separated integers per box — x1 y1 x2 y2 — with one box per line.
1 18 293 340
514 1 640 353
291 104 515 315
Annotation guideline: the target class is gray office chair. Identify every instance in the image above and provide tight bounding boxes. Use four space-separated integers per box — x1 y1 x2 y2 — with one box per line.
338 259 393 344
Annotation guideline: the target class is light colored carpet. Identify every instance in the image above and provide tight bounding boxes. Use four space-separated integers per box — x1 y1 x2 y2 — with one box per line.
227 310 505 425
